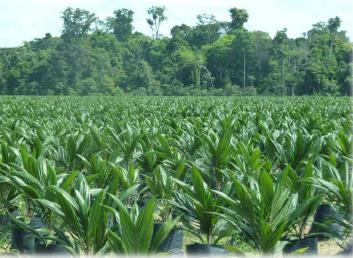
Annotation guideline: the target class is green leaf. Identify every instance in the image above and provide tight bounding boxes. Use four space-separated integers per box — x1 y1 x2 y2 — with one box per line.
135 198 155 253
150 216 178 252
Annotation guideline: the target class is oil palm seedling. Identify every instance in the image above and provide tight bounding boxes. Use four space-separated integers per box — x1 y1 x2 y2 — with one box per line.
230 142 272 179
34 173 111 255
107 125 142 169
174 120 204 159
106 198 178 254
273 129 322 170
144 165 175 221
110 163 142 207
142 165 185 253
199 117 234 190
52 132 91 171
215 171 300 254
0 178 17 229
78 153 116 188
0 141 19 225
306 161 353 253
330 130 353 168
279 162 323 254
0 150 81 253
310 157 348 241
171 166 230 247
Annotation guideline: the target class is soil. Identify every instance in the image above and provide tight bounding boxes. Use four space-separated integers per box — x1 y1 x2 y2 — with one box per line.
318 240 344 255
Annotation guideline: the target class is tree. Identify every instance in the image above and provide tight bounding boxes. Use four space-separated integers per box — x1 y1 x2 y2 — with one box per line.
0 63 7 94
147 6 167 40
169 24 192 51
186 14 221 47
171 24 191 39
205 34 234 87
176 47 205 88
61 7 97 40
302 21 344 95
229 8 249 30
273 29 288 95
251 31 272 93
196 14 220 44
229 29 254 91
112 9 134 41
327 16 341 57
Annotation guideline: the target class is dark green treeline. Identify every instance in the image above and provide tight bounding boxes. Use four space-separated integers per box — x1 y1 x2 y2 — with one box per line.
0 6 352 96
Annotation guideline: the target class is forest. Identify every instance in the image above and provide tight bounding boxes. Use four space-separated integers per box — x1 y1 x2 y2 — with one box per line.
0 6 352 96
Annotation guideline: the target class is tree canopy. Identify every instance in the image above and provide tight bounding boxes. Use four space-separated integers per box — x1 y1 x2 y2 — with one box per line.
0 6 351 96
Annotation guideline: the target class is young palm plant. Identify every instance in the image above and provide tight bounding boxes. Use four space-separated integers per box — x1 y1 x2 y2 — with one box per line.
0 177 17 228
0 141 19 218
0 148 81 253
107 125 142 169
144 165 175 221
106 198 177 254
306 161 352 252
200 118 234 191
33 173 109 255
171 166 229 245
78 153 115 188
284 161 323 240
215 171 300 254
1 146 73 220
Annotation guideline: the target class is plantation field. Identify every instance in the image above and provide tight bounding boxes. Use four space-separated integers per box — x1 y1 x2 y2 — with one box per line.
0 96 352 256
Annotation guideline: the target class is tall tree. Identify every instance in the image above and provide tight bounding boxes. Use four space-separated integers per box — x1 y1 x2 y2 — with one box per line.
112 9 134 41
230 29 253 92
192 14 221 45
0 62 7 94
229 8 249 30
273 29 288 95
61 8 97 40
205 34 234 87
147 6 167 40
327 16 341 57
175 47 205 88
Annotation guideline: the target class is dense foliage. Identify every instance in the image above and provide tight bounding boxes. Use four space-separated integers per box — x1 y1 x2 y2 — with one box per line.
0 96 352 255
0 6 352 96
